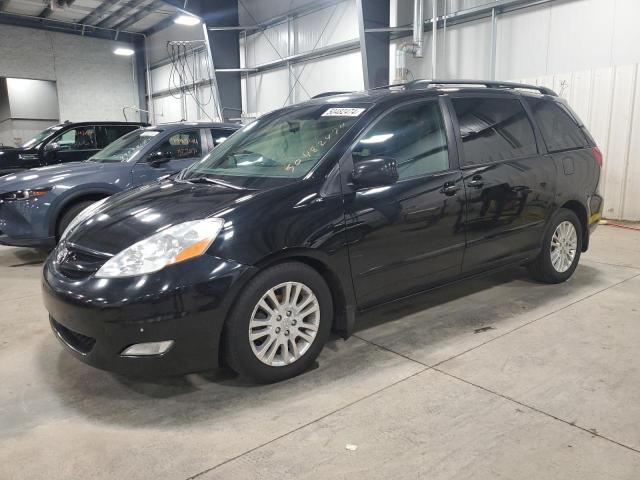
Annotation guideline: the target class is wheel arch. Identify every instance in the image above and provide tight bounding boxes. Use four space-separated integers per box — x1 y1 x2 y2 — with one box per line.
252 248 357 339
559 199 589 251
48 188 116 238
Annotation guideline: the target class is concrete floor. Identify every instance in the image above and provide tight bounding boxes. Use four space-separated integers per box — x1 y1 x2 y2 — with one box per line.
1 225 639 480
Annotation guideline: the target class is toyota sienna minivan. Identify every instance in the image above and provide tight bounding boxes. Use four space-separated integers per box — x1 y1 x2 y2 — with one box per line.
42 80 604 383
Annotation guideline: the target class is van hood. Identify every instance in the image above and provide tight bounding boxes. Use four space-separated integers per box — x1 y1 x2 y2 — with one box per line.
0 161 128 192
66 178 260 255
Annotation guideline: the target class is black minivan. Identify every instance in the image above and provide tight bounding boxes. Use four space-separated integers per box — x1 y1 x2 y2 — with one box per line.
0 121 145 176
42 80 604 383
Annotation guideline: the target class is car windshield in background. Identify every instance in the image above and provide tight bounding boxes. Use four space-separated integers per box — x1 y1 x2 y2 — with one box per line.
181 104 368 185
90 129 160 163
21 125 63 149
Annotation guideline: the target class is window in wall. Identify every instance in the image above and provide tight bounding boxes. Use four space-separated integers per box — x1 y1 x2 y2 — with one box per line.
525 98 589 152
352 101 449 179
156 130 202 159
451 97 537 165
54 127 98 150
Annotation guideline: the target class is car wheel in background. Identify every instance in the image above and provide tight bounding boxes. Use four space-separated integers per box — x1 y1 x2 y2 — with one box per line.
56 200 99 240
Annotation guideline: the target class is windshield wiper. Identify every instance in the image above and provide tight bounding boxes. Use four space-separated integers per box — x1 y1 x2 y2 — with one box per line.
186 176 246 190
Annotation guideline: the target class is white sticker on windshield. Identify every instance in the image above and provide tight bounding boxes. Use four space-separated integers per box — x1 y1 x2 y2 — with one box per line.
321 107 365 117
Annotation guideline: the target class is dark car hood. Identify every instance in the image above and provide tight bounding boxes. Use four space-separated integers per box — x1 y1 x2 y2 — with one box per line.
68 179 259 255
0 161 128 192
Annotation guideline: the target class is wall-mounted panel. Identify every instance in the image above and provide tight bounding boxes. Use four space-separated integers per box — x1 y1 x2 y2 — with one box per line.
6 78 59 120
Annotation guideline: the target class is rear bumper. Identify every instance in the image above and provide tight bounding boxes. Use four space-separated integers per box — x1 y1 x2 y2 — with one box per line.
42 254 256 377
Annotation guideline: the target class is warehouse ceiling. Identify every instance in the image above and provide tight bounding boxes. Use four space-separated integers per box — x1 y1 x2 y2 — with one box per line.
0 0 182 34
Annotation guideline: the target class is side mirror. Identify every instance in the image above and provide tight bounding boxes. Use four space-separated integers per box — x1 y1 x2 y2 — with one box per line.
44 142 59 153
351 156 398 188
147 150 172 166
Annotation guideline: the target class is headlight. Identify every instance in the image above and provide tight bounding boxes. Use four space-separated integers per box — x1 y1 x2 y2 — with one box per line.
95 218 224 278
1 187 51 201
18 153 39 161
59 197 109 241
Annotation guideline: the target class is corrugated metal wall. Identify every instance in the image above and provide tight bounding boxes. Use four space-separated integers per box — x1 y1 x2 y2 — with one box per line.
517 66 640 221
240 0 363 115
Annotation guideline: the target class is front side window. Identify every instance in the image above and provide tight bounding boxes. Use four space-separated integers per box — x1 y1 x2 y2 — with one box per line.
452 97 537 165
181 104 368 187
352 101 449 179
152 130 202 160
53 127 98 151
526 99 588 152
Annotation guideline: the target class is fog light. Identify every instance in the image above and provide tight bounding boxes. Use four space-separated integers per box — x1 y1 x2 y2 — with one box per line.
121 340 174 356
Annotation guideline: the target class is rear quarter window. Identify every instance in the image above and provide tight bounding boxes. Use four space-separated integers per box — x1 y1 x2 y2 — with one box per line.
525 99 589 152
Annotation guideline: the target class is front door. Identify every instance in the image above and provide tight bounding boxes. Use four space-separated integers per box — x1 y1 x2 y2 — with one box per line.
448 95 556 272
343 99 466 308
132 128 204 185
44 125 100 164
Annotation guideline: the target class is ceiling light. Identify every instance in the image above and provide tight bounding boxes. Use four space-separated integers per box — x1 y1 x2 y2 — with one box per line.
113 47 135 56
174 14 201 26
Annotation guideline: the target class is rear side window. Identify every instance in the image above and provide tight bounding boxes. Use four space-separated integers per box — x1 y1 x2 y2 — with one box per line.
451 97 537 166
352 101 449 180
210 129 232 146
97 125 139 148
526 99 589 152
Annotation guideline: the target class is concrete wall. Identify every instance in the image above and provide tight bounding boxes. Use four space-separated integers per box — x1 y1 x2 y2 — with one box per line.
0 24 140 123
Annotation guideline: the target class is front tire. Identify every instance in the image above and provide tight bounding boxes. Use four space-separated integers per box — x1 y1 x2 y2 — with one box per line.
224 262 333 383
528 208 582 284
56 200 98 239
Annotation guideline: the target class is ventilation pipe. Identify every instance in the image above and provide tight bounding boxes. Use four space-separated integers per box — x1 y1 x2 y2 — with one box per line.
394 0 424 83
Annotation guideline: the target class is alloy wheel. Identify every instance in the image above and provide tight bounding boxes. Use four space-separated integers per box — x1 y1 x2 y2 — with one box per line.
248 281 320 367
550 220 578 273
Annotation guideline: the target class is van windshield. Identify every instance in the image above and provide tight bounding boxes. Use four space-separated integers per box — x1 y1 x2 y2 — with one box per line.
89 129 161 163
180 104 368 186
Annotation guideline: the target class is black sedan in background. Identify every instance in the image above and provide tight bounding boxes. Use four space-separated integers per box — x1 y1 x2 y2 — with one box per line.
0 121 146 176
42 81 603 383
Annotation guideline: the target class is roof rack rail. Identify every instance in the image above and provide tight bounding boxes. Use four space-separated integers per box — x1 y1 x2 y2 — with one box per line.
311 91 352 99
372 79 557 96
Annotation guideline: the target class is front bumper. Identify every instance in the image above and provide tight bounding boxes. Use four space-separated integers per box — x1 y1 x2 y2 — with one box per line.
42 254 255 376
0 232 55 248
0 196 53 248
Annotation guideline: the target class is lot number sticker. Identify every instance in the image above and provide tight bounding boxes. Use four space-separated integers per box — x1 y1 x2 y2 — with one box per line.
321 107 366 117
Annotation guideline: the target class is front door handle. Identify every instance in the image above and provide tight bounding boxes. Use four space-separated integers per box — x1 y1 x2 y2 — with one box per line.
467 175 484 189
440 182 460 196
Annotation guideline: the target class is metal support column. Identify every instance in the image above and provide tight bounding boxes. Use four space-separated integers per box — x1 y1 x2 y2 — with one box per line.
133 36 149 123
489 7 498 80
202 0 242 122
356 0 390 89
431 0 437 79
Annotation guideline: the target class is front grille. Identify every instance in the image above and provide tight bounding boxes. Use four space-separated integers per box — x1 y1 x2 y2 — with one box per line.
51 317 96 354
56 243 110 280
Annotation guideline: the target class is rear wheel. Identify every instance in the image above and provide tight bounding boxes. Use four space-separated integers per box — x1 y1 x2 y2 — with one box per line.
56 200 98 239
528 209 582 284
224 262 332 383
